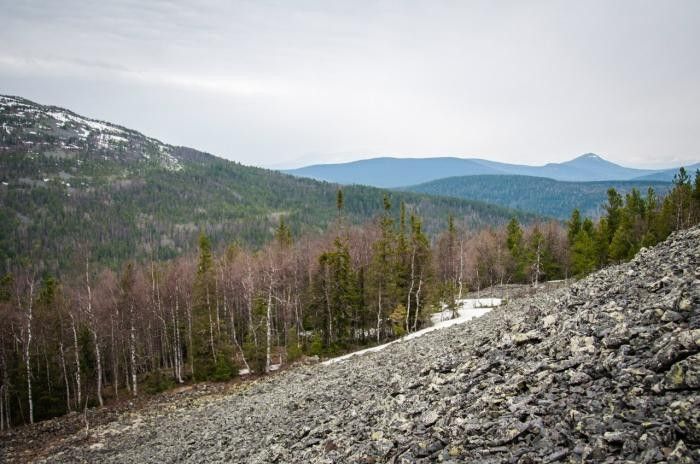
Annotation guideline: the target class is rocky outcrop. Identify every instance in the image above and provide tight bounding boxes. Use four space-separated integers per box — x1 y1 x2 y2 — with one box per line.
46 228 700 463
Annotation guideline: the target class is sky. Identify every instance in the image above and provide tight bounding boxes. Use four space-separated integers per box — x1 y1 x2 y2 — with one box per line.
1 0 699 170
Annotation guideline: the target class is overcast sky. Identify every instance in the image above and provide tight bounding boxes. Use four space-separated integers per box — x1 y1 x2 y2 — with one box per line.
1 1 699 169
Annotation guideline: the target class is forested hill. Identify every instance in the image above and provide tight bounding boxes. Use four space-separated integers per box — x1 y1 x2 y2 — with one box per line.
403 175 673 219
0 95 535 273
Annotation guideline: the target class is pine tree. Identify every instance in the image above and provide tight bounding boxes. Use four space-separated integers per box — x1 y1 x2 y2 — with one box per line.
336 188 344 215
506 217 525 281
275 218 292 248
567 209 582 244
571 230 597 277
603 188 623 246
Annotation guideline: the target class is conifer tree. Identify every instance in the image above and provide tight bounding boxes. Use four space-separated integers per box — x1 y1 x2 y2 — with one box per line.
506 217 525 281
192 232 235 380
368 195 396 342
567 209 582 244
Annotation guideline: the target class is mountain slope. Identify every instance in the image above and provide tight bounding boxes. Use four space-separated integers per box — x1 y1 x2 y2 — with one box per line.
36 227 700 463
404 175 673 219
283 153 681 187
0 95 536 272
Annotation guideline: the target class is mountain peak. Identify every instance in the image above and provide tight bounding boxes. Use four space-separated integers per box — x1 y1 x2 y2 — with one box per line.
569 153 606 162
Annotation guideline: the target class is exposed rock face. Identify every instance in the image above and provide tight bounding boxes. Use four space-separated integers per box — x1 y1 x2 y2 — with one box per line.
46 228 700 463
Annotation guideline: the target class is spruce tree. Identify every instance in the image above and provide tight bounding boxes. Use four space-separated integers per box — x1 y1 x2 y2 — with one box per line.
192 232 235 380
567 209 582 244
506 217 525 282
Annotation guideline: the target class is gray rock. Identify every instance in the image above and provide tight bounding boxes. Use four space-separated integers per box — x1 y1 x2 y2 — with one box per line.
41 227 700 463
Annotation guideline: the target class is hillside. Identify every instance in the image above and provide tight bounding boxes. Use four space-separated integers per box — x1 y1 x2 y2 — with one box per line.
0 95 536 273
634 164 700 182
404 175 673 219
282 153 692 188
14 226 698 463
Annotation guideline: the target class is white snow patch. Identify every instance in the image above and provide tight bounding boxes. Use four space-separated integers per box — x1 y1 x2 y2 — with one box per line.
96 133 128 149
46 110 125 136
239 363 281 376
322 298 501 366
48 111 69 123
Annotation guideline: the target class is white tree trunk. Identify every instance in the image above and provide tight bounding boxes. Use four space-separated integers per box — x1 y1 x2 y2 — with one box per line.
376 286 382 343
223 274 248 371
59 341 71 411
458 240 464 300
206 286 216 362
265 281 273 373
23 279 35 424
406 246 416 333
111 316 118 399
85 261 103 407
70 314 81 409
129 300 138 396
413 274 423 332
324 266 332 344
173 283 184 383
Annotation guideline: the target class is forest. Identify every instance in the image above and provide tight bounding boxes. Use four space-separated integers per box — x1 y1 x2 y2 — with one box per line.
0 168 698 428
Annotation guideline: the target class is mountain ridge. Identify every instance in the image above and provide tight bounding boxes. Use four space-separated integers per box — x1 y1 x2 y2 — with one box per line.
284 153 696 188
0 94 538 273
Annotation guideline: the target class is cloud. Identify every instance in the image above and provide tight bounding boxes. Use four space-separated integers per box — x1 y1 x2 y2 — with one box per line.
0 54 288 97
1 1 699 168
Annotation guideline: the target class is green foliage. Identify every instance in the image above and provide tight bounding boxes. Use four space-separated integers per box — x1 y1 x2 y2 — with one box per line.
143 369 176 394
571 230 597 277
275 218 293 248
314 238 361 346
286 327 302 363
242 297 267 374
406 174 672 220
336 188 344 213
389 304 407 337
211 352 238 381
309 332 324 357
243 332 266 375
567 209 581 244
0 126 536 276
190 232 235 380
506 217 526 281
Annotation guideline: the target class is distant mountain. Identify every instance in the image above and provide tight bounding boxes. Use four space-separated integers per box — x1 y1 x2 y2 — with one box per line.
403 175 673 220
632 163 700 182
0 95 537 273
283 153 694 187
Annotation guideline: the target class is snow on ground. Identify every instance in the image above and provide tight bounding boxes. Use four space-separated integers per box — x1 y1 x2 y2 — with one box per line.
322 298 501 366
238 298 502 375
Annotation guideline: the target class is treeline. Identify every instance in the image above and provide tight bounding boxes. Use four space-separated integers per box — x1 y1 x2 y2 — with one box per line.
1 169 698 428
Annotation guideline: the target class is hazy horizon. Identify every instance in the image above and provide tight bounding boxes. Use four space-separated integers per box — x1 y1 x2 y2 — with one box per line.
2 1 699 170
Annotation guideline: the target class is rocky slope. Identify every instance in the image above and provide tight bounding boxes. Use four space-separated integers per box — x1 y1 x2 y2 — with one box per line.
38 228 700 462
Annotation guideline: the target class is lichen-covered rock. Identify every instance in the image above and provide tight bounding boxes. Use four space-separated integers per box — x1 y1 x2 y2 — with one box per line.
41 228 700 463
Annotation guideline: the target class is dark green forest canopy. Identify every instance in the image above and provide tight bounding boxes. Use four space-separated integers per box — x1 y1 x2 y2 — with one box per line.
403 175 673 220
0 96 537 274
